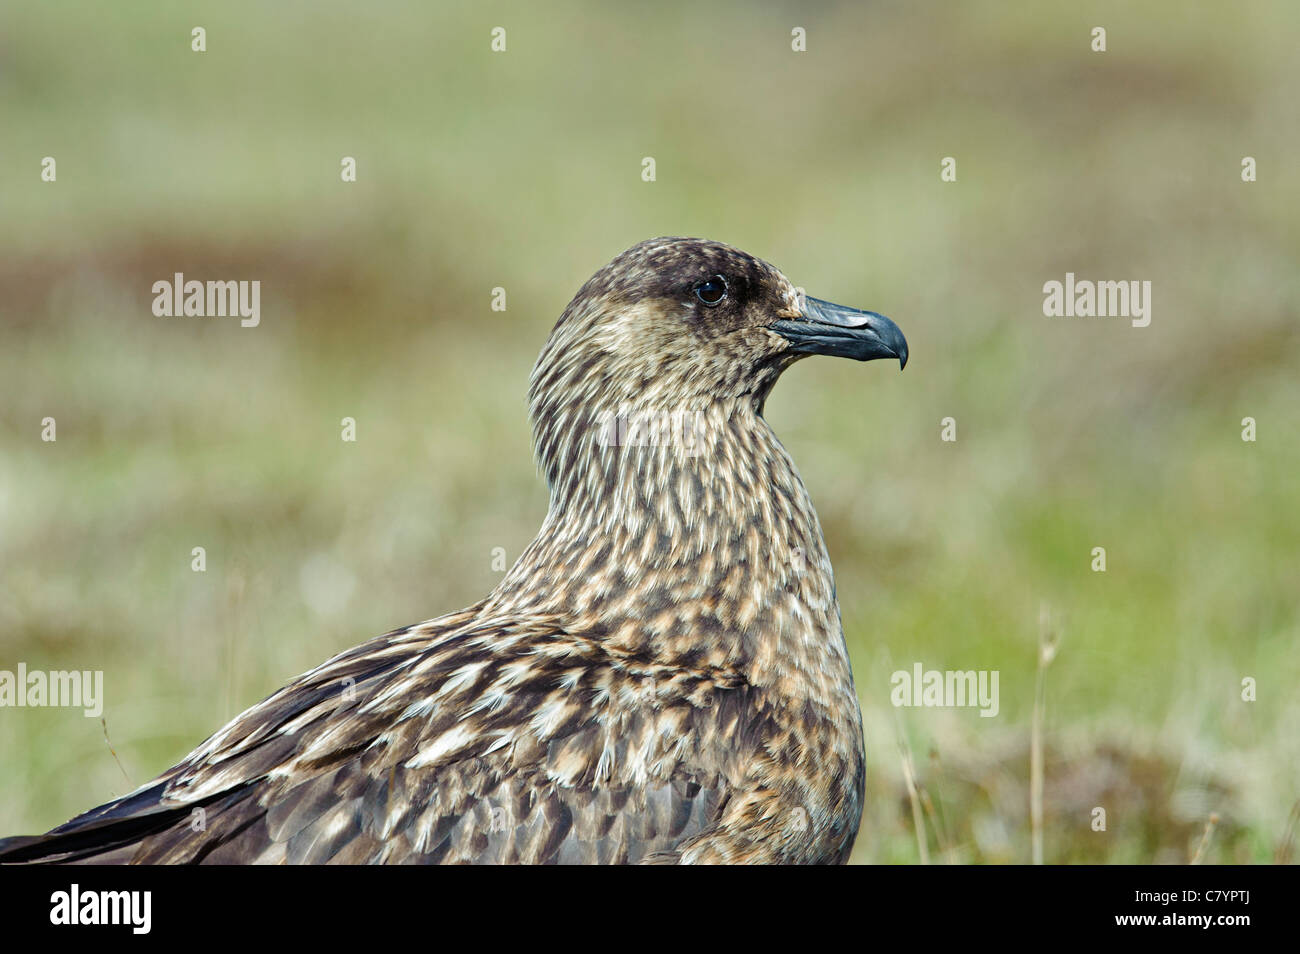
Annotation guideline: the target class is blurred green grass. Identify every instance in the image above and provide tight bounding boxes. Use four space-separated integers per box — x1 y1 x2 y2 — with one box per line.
1 0 1297 863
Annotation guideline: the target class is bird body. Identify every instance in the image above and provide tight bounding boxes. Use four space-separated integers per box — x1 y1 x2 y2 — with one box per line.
0 238 906 864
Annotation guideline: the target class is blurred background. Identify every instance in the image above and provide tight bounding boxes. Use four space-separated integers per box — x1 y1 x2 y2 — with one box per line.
1 0 1297 863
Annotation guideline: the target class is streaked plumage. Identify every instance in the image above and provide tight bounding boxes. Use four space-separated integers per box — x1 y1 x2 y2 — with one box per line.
0 237 907 864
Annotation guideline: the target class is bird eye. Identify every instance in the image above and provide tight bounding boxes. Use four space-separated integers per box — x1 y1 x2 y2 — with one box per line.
694 275 728 306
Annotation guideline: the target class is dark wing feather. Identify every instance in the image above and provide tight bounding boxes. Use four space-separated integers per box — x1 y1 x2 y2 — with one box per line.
0 608 755 864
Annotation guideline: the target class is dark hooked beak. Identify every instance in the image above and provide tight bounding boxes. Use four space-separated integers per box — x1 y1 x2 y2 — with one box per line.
771 296 908 369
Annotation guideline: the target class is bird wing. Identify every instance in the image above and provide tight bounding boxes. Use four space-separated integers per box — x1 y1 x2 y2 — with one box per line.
0 607 757 864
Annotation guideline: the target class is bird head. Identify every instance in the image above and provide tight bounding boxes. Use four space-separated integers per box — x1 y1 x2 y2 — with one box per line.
529 237 907 495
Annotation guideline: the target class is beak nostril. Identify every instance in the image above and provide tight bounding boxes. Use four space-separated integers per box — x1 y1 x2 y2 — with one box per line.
774 296 907 367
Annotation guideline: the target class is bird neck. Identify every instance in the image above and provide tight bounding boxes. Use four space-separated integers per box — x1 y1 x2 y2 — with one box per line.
489 399 856 702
